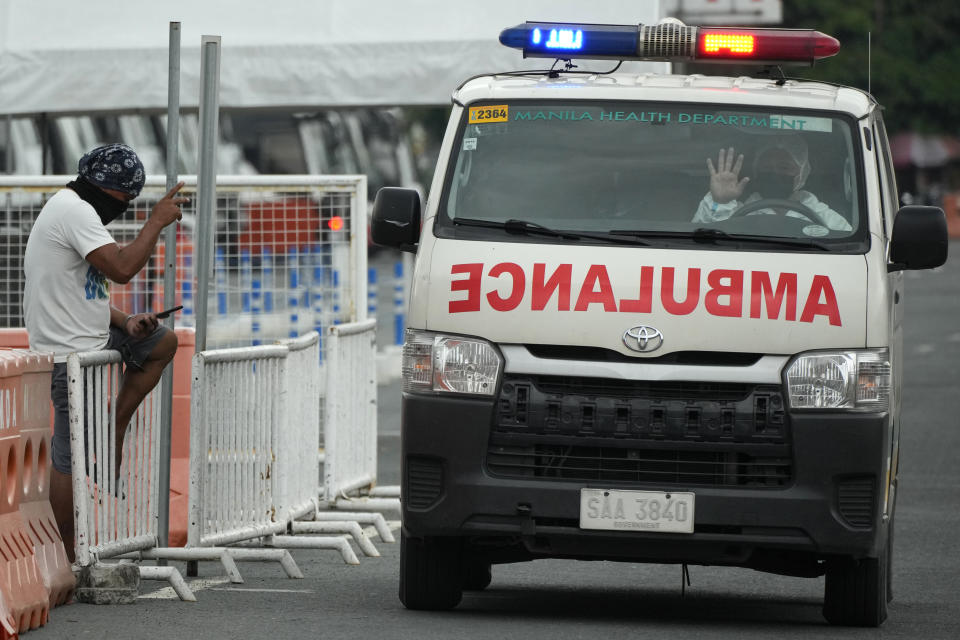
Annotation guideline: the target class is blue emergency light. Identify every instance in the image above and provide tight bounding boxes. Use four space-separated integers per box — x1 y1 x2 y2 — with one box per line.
499 21 840 66
499 22 639 59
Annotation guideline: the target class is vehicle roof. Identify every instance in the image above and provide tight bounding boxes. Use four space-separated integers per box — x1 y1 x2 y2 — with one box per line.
455 72 875 118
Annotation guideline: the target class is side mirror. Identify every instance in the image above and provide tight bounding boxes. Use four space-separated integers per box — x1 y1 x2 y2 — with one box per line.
888 205 948 272
371 187 421 253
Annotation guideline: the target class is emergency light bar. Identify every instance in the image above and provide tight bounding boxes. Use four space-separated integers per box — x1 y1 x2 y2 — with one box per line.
499 21 840 66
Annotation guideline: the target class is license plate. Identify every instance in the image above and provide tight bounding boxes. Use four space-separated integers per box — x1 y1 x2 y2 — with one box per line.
580 488 695 534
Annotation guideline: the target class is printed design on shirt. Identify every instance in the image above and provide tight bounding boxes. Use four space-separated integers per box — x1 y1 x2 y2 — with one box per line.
84 265 110 300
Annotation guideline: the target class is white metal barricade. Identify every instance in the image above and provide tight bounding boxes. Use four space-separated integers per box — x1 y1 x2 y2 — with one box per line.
322 319 398 511
188 340 370 563
274 332 322 522
67 350 199 600
188 345 288 547
68 350 161 567
69 350 302 601
279 328 392 554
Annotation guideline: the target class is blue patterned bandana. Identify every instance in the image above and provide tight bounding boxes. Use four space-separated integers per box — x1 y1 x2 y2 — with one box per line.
77 143 145 197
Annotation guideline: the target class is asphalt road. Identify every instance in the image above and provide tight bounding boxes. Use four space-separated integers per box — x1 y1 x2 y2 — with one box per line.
32 242 960 639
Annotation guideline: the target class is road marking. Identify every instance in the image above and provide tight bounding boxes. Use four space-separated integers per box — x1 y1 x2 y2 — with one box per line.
948 333 960 343
212 587 315 594
139 576 231 600
915 343 935 355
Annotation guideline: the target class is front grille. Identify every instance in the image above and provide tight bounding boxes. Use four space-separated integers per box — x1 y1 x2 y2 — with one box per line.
837 476 876 528
487 374 792 487
487 441 791 486
406 456 444 509
496 376 788 441
524 345 763 367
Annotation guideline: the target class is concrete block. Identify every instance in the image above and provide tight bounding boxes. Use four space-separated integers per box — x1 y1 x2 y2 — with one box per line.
74 564 140 605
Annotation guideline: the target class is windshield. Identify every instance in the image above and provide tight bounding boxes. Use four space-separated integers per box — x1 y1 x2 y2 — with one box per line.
438 101 865 249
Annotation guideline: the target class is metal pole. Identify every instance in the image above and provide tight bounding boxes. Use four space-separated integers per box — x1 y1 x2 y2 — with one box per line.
157 21 182 554
4 115 12 173
188 35 220 578
194 36 221 353
40 113 48 175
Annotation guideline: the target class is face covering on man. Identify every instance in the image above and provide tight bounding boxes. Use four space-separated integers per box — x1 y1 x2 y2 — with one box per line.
751 172 797 199
67 177 130 224
752 142 806 200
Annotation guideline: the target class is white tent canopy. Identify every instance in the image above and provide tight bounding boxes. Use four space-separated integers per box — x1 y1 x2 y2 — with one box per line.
0 0 664 116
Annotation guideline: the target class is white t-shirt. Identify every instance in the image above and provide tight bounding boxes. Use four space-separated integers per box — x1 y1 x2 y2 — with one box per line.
23 188 117 360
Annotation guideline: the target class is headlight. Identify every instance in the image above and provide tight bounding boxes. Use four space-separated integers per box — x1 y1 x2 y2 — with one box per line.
402 329 502 395
785 349 891 412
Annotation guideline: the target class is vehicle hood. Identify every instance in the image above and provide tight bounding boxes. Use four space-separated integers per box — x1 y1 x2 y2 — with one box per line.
422 239 867 356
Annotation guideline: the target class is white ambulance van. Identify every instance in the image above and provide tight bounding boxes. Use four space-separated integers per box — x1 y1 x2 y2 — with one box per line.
371 20 948 627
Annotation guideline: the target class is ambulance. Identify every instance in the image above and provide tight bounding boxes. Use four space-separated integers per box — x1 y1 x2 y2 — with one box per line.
371 19 948 627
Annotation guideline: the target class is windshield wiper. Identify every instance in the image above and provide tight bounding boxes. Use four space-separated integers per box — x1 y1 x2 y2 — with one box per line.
610 227 831 251
454 218 648 245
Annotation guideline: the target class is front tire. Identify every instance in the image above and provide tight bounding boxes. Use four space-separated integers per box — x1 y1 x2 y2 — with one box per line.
399 532 464 610
462 559 492 591
822 533 889 627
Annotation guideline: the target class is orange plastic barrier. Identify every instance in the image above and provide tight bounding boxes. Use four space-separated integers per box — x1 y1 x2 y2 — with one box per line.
0 352 50 636
168 329 195 547
0 329 198 548
943 193 960 239
0 332 29 349
11 350 74 607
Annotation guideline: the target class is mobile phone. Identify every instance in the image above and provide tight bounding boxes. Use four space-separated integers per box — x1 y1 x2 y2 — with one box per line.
155 305 183 319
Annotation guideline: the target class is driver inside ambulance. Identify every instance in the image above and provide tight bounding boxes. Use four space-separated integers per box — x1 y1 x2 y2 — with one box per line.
693 136 852 231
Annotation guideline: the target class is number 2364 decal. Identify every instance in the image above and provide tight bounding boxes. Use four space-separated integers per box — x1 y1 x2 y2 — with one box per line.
468 105 509 123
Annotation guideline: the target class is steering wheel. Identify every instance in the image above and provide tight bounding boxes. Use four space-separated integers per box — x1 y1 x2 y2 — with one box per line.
729 198 827 227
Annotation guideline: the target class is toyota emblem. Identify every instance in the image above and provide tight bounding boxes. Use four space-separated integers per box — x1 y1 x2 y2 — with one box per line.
622 325 664 353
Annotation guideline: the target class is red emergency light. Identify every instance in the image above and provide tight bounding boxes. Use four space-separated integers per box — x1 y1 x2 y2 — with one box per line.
500 21 840 66
696 28 839 64
328 215 344 231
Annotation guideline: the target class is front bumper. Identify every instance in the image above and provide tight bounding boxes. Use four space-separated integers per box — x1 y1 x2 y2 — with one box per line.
401 392 891 567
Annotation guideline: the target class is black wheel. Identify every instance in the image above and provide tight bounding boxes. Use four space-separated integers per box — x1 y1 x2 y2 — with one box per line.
399 532 464 610
822 535 889 627
462 559 492 591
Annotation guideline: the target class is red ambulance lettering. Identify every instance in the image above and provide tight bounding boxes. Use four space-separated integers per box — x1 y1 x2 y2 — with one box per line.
704 269 744 317
750 271 798 321
800 275 842 326
531 263 572 311
486 262 525 311
661 267 701 315
618 265 654 313
449 263 483 313
575 265 617 311
447 262 842 326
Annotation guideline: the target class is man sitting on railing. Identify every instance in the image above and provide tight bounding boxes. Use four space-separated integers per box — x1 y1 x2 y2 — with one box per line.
22 144 188 562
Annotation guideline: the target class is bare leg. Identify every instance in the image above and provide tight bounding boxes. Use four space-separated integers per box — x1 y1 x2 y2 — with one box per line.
50 468 75 563
113 331 178 472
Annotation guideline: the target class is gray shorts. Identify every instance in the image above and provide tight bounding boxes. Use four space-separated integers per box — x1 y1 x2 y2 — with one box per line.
51 325 171 475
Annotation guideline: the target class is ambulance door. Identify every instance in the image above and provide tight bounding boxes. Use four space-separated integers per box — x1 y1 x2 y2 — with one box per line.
872 111 903 517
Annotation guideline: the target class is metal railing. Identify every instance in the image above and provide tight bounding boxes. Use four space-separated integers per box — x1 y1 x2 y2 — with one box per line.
275 332 323 522
187 329 388 565
0 174 368 348
67 349 304 600
187 344 288 547
67 350 161 565
323 319 379 501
